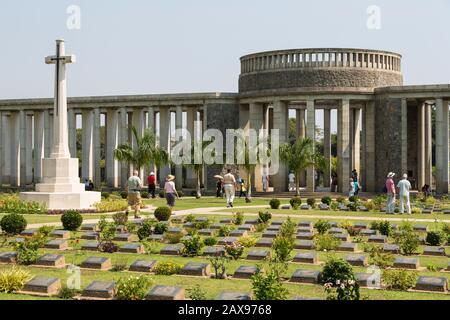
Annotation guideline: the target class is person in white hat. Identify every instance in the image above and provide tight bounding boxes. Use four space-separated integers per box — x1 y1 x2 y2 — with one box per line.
397 173 412 214
385 172 396 214
147 171 156 199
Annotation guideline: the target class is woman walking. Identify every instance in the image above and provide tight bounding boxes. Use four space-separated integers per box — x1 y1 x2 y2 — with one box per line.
164 175 179 209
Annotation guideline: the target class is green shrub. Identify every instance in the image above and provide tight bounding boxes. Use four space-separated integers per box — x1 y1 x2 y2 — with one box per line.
186 284 207 300
348 196 359 203
194 219 211 230
347 202 358 211
111 258 128 272
38 225 54 237
314 234 341 251
411 207 422 214
314 219 331 235
177 190 184 198
0 213 27 235
336 197 346 203
182 234 204 256
120 191 128 199
57 286 81 300
112 212 128 225
251 263 288 300
95 199 128 213
279 218 297 239
154 206 172 221
140 191 149 199
426 231 445 246
218 225 235 237
203 237 218 246
321 196 332 206
364 244 394 269
269 198 280 209
322 257 359 301
255 222 269 233
394 229 420 255
233 212 244 225
185 214 196 223
289 197 302 209
13 239 40 265
0 266 31 293
372 220 392 236
154 262 182 275
209 256 229 279
116 275 152 300
101 192 110 199
164 233 184 244
258 211 272 224
306 198 316 208
272 236 294 262
0 194 47 215
159 190 165 198
237 235 257 248
224 242 244 260
137 219 154 241
153 222 168 235
383 269 417 291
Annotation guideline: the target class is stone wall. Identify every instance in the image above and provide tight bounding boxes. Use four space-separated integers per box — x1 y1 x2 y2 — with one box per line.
239 68 403 94
374 98 403 190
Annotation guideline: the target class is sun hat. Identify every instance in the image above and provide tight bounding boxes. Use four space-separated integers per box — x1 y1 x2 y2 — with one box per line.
167 175 175 181
387 172 395 178
150 172 155 176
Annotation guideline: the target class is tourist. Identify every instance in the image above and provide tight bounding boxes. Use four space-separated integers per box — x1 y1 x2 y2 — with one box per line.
262 172 269 192
353 177 360 196
126 170 142 219
397 173 412 214
164 175 179 209
147 172 156 199
349 178 355 197
223 169 236 208
422 184 432 198
288 171 295 192
352 169 358 183
216 177 223 198
386 172 396 214
238 178 247 198
331 174 338 192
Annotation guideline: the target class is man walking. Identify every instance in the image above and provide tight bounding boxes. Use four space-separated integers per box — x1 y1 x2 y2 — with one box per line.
386 172 396 214
397 173 412 214
147 172 156 199
223 169 236 208
126 170 142 219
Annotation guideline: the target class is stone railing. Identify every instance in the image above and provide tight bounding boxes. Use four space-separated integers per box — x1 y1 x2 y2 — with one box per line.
240 48 402 74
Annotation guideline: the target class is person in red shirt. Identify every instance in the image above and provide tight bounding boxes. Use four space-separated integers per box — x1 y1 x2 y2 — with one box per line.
147 172 156 199
385 172 396 214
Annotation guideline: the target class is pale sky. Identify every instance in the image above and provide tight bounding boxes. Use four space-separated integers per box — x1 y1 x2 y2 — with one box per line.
1 0 449 132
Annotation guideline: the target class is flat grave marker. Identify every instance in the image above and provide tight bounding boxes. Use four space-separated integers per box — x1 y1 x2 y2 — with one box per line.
203 246 225 257
422 246 446 257
246 250 271 261
146 285 185 300
216 292 252 300
233 265 258 279
179 262 211 277
81 232 98 240
81 242 99 251
50 230 71 239
80 256 112 270
368 235 387 243
0 251 17 264
44 239 69 250
114 233 134 242
129 260 157 273
35 254 66 268
217 237 238 245
290 269 321 284
293 252 319 264
22 277 61 296
255 238 273 248
295 240 315 250
344 254 368 267
119 243 145 254
415 276 448 293
393 257 420 270
160 243 184 256
82 281 116 299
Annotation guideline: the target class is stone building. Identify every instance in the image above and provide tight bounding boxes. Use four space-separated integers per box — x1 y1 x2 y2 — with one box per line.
0 48 449 193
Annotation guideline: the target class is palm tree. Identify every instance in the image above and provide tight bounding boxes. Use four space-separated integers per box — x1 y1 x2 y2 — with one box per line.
279 137 316 196
114 127 169 184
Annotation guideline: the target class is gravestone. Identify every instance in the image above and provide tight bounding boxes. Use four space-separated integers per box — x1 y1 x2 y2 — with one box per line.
271 220 286 225
81 232 98 240
329 227 345 234
23 277 61 295
290 269 321 284
422 246 446 257
447 261 450 271
80 256 112 270
81 242 99 251
413 224 428 232
297 226 313 233
181 235 192 242
393 257 420 270
255 238 273 248
296 232 314 240
20 229 38 237
211 223 225 230
295 240 315 250
195 217 208 223
183 222 195 229
344 254 368 267
293 252 319 264
443 209 450 215
114 233 133 242
329 222 339 228
35 254 66 268
146 285 185 300
244 219 259 225
171 217 185 224
267 225 281 231
298 221 313 228
421 209 433 214
333 233 350 242
383 244 400 254
337 242 358 252
300 204 311 210
203 246 226 257
358 206 369 212
119 243 145 254
233 265 258 279
246 250 271 261
160 244 184 256
81 224 97 231
148 234 164 242
293 296 323 300
339 204 349 211
82 281 116 299
198 229 216 236
355 272 380 288
230 229 247 237
220 218 234 224
415 276 448 293
319 203 329 211
132 219 144 225
238 224 255 231
0 251 17 264
368 235 387 243
361 229 377 236
166 227 184 234
391 224 398 230
44 239 69 250
217 237 238 245
281 204 292 210
261 231 278 238
129 260 157 273
354 222 368 229
50 230 71 239
14 237 25 243
179 262 211 277
115 225 126 233
216 292 252 300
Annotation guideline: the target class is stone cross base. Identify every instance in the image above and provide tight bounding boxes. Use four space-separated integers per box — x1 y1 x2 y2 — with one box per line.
20 157 101 210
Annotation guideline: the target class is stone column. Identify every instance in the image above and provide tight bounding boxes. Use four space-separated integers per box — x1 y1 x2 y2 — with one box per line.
175 105 183 190
417 102 426 189
106 109 119 188
19 111 27 186
323 108 332 188
0 112 3 186
249 103 264 192
119 108 128 188
10 112 21 187
337 99 350 193
425 103 433 186
272 100 289 192
132 108 145 181
363 101 376 192
352 108 361 179
435 98 449 194
24 114 33 185
185 106 197 188
82 109 94 182
2 114 11 183
296 109 307 187
93 108 101 188
68 109 77 158
44 110 51 158
33 111 45 184
306 99 315 192
401 99 408 176
159 107 171 187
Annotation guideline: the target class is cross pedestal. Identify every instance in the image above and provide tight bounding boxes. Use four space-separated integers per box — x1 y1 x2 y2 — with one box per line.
20 40 101 210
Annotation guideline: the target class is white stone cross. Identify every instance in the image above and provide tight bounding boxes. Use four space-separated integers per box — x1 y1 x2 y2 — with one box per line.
45 39 76 159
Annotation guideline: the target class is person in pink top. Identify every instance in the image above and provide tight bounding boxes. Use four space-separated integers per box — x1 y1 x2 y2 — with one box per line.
385 172 396 214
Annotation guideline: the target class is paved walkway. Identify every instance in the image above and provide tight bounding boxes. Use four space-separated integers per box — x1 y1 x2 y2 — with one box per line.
28 205 450 228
